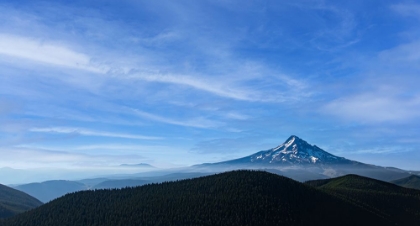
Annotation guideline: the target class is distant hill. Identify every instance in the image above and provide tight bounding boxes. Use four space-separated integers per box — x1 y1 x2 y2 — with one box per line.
0 184 42 218
76 178 109 189
410 171 420 175
305 174 420 225
120 163 155 168
391 175 420 190
14 180 87 203
1 170 405 226
11 172 213 201
194 135 410 181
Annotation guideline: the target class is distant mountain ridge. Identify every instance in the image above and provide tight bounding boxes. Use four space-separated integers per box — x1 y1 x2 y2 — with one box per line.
11 172 213 202
119 163 155 168
14 180 87 203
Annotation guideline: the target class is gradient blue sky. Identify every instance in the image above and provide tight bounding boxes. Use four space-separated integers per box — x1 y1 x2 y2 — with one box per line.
1 0 420 175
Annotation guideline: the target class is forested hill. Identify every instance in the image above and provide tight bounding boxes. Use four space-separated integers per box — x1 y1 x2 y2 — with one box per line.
0 170 395 226
305 174 420 225
0 184 42 218
391 175 420 190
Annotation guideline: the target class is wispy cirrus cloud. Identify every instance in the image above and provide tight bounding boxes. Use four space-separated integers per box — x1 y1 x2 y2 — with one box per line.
378 40 420 68
29 127 162 140
321 4 420 125
323 91 420 123
0 147 107 170
73 144 168 152
0 34 107 73
343 147 410 155
391 3 420 20
223 112 250 120
123 67 310 103
0 32 309 104
132 109 223 128
0 3 312 105
127 73 257 101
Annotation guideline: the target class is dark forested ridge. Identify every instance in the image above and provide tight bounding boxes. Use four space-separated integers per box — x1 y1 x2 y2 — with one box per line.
391 175 420 190
0 170 404 226
305 174 420 225
0 184 42 219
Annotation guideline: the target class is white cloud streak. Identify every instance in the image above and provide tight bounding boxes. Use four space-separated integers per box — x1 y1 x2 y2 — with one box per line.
345 147 409 155
29 127 162 140
0 34 107 73
124 70 311 103
73 144 167 152
0 32 308 104
127 73 258 101
379 40 420 66
223 112 250 120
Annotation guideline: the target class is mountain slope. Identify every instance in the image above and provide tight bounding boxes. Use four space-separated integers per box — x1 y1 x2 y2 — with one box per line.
391 175 420 190
1 171 392 226
0 184 42 218
14 180 87 203
305 174 420 225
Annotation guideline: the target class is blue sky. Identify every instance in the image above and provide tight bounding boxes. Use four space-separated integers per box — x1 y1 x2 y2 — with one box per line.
1 0 420 179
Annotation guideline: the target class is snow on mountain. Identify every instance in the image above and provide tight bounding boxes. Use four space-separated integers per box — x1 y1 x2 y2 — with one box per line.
219 135 351 165
249 135 350 165
194 135 411 182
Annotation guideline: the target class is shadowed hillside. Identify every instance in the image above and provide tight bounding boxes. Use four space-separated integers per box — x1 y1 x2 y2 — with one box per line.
306 174 420 225
0 184 42 218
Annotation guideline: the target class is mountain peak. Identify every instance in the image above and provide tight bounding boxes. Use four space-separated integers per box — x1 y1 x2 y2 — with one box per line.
287 134 299 140
284 135 300 143
283 135 314 147
247 135 348 165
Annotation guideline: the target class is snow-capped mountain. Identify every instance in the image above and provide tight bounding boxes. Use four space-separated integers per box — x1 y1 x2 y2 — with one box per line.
249 135 350 165
218 135 351 165
194 135 410 182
